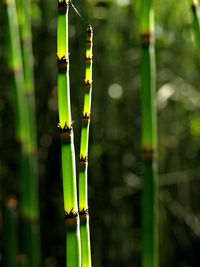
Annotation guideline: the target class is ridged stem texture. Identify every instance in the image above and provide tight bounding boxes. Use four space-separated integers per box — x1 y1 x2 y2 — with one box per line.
140 0 158 267
5 0 40 265
189 0 200 59
79 26 93 267
57 1 81 266
4 196 18 267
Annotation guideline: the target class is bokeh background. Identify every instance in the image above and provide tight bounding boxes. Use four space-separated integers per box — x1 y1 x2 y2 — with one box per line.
1 0 200 266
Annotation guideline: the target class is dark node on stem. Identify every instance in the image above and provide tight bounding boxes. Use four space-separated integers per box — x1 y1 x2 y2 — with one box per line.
140 33 154 48
5 195 18 209
20 215 39 223
65 210 78 230
191 3 198 13
10 66 23 76
86 57 92 65
22 37 31 44
86 40 92 47
18 254 27 264
79 155 88 168
57 56 69 73
82 112 90 124
79 209 89 224
25 90 34 97
59 123 73 144
142 147 156 163
58 0 69 14
85 80 92 91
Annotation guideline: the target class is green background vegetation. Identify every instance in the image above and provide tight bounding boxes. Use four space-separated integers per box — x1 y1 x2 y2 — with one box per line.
1 0 200 266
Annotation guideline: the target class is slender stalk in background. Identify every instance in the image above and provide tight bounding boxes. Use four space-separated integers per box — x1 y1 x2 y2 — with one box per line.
57 1 81 266
5 0 39 266
4 0 27 145
4 196 18 267
79 25 93 267
189 0 200 59
16 0 40 266
140 1 158 267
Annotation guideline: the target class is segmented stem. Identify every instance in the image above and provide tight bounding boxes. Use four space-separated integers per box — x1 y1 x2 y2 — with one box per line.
57 1 81 266
5 0 40 266
140 0 158 267
79 26 93 267
57 0 71 130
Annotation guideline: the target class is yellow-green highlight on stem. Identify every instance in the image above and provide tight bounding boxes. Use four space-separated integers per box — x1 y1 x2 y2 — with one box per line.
78 26 93 267
80 218 92 267
61 134 77 214
57 1 81 266
140 0 158 267
79 25 93 211
57 0 71 130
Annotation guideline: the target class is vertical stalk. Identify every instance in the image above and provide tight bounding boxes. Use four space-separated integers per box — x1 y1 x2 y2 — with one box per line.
140 1 158 267
5 0 39 266
4 0 27 145
4 196 18 267
16 0 40 265
79 26 93 267
189 0 200 59
57 1 81 266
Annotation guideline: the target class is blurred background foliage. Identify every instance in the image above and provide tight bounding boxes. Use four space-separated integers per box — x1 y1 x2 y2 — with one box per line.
0 0 200 266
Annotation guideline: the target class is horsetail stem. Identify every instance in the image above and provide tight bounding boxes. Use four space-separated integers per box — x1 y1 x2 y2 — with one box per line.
78 26 93 267
17 0 41 263
4 0 27 146
57 1 81 266
140 0 158 267
4 196 18 267
79 26 93 211
5 0 40 265
57 0 71 130
18 0 38 153
189 0 200 59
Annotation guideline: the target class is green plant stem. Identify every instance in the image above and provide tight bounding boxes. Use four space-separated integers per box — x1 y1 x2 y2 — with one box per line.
16 0 40 265
5 0 27 144
5 0 40 265
140 1 158 267
79 26 93 267
57 1 81 266
189 0 200 59
4 196 18 267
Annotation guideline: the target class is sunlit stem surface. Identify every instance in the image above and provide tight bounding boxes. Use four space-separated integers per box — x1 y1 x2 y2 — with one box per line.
57 1 81 266
79 26 93 267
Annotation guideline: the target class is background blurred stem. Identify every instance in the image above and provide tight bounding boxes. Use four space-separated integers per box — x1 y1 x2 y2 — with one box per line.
4 196 18 267
78 26 93 267
57 1 81 266
16 0 40 265
5 0 40 266
140 0 158 266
